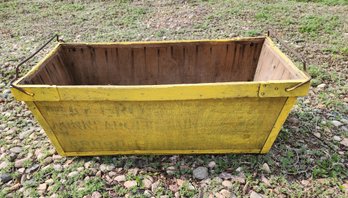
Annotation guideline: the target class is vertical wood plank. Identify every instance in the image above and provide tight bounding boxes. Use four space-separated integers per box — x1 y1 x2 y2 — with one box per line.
118 48 133 85
183 45 196 83
145 47 159 85
211 44 227 82
196 45 212 82
171 45 185 83
94 48 109 85
133 47 146 85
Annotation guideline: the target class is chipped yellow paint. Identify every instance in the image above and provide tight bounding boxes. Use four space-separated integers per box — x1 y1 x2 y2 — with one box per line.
34 98 287 156
25 101 65 156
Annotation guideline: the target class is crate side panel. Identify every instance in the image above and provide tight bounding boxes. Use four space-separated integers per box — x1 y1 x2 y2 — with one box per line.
26 101 65 155
261 97 297 153
254 39 303 81
34 97 287 154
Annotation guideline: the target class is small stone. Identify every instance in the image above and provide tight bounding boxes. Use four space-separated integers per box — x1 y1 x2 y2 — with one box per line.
193 166 208 180
20 174 26 184
26 164 39 173
341 182 348 191
313 132 321 138
43 157 53 164
341 126 348 132
128 168 139 175
35 150 45 161
220 189 232 198
68 171 79 178
53 164 63 171
235 167 243 172
144 190 152 196
331 120 343 127
250 191 263 198
124 180 137 189
176 179 185 187
187 183 195 190
208 161 216 169
166 166 176 175
261 175 270 186
261 163 271 173
91 191 102 198
169 184 178 192
8 153 17 162
340 138 348 147
114 175 126 182
84 162 92 169
100 164 107 172
288 117 299 125
151 181 160 192
19 129 34 140
317 84 326 89
0 173 12 183
341 119 348 125
10 147 22 154
333 136 342 141
15 158 29 168
9 183 21 191
219 172 232 180
45 178 54 185
301 180 310 186
77 167 84 172
108 171 117 177
231 175 245 184
142 176 153 189
50 194 58 198
18 168 25 174
37 183 47 192
0 161 9 169
222 180 233 188
52 155 62 161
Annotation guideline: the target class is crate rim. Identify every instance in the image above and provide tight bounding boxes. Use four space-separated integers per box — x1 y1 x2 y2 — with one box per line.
12 36 311 101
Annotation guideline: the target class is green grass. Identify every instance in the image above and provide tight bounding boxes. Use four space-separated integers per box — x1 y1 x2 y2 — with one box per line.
299 15 341 36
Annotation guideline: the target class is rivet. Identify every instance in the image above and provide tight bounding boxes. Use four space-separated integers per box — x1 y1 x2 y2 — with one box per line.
261 92 265 96
275 87 278 90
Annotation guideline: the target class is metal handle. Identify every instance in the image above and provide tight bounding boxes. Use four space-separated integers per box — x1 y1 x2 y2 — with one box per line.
267 30 311 91
10 34 63 96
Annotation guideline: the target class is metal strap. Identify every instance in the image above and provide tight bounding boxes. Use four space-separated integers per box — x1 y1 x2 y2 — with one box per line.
267 30 312 92
10 34 63 96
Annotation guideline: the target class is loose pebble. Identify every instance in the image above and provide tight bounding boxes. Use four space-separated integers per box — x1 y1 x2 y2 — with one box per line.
193 167 209 180
262 163 271 173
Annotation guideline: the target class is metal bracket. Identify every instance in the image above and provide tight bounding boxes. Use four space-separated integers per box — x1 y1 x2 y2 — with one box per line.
267 30 311 91
10 34 64 96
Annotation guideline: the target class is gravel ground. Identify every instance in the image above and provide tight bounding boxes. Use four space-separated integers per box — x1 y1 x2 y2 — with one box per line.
1 0 347 197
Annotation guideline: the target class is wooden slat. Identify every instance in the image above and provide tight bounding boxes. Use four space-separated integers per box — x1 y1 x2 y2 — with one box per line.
211 44 227 82
171 45 185 83
196 45 212 82
183 45 196 83
94 48 109 84
118 48 133 85
133 47 146 85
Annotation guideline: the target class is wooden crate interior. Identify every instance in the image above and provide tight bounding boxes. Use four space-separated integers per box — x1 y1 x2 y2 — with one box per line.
20 38 303 85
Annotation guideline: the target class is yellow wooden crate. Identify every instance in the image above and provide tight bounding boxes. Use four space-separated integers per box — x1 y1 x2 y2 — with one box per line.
11 36 310 156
